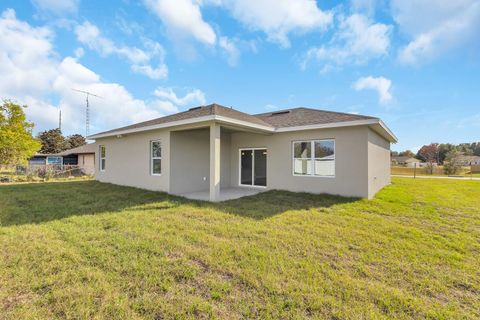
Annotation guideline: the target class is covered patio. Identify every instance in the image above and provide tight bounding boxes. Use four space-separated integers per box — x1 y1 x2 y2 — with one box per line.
169 122 270 201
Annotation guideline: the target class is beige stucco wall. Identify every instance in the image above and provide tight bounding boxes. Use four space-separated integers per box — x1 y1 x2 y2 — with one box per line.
170 129 210 194
367 129 391 198
169 128 232 194
95 129 170 192
229 126 370 198
93 122 391 199
78 153 95 175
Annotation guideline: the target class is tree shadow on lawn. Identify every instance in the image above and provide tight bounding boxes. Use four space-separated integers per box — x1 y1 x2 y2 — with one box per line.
212 190 360 219
0 181 360 226
0 181 180 227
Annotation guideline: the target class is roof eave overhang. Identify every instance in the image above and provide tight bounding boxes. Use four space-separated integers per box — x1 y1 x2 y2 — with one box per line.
275 119 398 143
88 115 275 139
88 116 397 143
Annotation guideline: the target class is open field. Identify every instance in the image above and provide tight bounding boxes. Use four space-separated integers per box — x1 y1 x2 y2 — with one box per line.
1 178 479 319
391 166 480 177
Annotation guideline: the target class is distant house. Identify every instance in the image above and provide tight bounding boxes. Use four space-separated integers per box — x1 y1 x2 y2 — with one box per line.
391 156 422 167
456 154 480 166
28 143 96 175
59 144 96 175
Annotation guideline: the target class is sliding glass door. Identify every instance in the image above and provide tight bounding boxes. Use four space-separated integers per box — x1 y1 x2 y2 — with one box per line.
240 148 267 187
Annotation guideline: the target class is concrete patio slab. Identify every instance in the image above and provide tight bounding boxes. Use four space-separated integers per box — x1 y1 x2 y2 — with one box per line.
179 187 265 202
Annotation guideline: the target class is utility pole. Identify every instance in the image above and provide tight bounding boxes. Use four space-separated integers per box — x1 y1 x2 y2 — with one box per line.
58 109 62 132
72 89 103 138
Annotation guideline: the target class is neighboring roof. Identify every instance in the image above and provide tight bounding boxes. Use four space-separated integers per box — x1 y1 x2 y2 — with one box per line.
254 107 376 128
59 143 97 155
392 156 421 163
32 154 59 157
89 103 397 142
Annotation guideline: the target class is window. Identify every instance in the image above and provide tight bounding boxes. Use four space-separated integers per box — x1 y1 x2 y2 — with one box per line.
293 140 335 177
47 156 62 165
151 140 161 175
99 145 106 171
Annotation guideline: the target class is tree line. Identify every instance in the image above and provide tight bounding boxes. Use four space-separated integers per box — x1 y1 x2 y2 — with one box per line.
0 101 86 166
392 142 480 164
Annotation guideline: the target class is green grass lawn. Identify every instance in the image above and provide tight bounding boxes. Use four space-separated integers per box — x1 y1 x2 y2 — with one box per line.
1 178 479 319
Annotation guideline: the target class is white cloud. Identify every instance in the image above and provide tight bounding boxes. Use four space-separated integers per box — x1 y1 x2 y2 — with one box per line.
302 14 391 70
153 87 206 108
221 0 332 47
392 0 480 64
75 21 168 80
353 76 392 104
144 0 216 45
350 0 378 16
218 36 240 66
31 0 79 15
0 9 198 136
74 47 84 58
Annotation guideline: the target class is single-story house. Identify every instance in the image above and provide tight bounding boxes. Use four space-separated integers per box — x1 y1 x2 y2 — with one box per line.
456 154 480 166
88 104 397 201
59 144 97 175
28 144 96 175
391 156 422 167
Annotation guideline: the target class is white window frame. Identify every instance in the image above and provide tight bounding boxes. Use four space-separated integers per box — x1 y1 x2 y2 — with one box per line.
99 145 106 172
292 139 335 178
150 140 162 176
238 148 268 188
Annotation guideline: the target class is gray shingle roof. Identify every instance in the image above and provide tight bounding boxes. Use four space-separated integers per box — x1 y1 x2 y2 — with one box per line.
59 143 97 155
254 107 376 128
94 104 272 136
90 103 380 137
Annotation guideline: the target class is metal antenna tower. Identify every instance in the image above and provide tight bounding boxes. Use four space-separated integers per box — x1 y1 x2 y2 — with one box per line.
72 89 103 137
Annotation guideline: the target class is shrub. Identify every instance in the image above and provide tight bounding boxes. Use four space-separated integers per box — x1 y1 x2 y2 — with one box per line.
444 150 462 175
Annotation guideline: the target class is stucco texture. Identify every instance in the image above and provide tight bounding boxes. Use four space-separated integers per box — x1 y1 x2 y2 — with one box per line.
94 122 391 199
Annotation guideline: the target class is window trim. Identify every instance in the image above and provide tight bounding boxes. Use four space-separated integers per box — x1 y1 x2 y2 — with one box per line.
238 147 268 189
292 139 335 178
99 145 106 172
150 140 162 176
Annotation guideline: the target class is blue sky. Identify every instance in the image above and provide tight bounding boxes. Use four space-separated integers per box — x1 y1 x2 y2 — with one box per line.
1 0 479 151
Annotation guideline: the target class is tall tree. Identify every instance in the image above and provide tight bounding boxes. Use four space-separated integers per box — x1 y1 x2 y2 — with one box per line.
443 150 462 175
0 101 41 165
416 143 439 163
66 134 86 149
37 128 69 154
437 143 456 164
399 150 415 158
474 143 480 156
417 143 439 174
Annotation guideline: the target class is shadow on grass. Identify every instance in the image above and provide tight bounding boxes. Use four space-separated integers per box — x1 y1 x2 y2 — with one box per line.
0 181 180 227
209 190 359 219
0 181 360 226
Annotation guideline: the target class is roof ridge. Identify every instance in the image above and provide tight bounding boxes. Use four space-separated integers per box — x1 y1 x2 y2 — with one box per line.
254 106 377 119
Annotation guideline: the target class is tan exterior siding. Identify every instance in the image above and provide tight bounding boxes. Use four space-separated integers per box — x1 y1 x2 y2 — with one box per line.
93 122 391 199
78 154 95 175
95 129 170 192
170 129 210 194
169 128 232 194
367 129 391 198
229 126 369 198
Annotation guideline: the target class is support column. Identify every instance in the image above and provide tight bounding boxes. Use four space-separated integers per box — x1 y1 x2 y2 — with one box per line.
209 123 221 201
